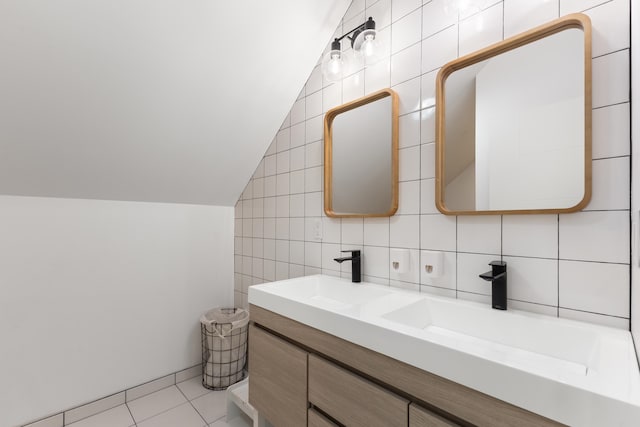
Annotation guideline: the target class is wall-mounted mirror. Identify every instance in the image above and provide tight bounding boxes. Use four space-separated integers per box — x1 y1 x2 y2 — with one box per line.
436 14 592 215
324 89 399 217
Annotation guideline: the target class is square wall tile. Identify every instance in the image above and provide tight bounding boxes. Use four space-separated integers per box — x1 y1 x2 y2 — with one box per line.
399 146 420 181
592 50 629 108
508 300 558 316
559 210 629 264
502 256 558 306
560 0 610 14
422 0 457 39
275 261 289 280
592 103 630 159
459 2 504 56
305 192 323 217
391 43 421 86
420 284 456 298
290 147 305 171
364 217 390 246
290 217 305 241
342 218 364 245
457 252 499 295
503 0 559 39
421 107 436 144
306 141 323 168
305 167 323 192
421 143 435 179
276 195 289 218
276 151 290 174
263 218 275 239
323 82 342 112
502 215 558 259
305 242 322 268
276 128 290 152
291 99 305 124
290 170 305 195
421 214 456 251
457 216 501 255
364 57 391 94
290 194 305 217
368 0 392 29
559 308 629 330
559 260 629 317
390 215 420 248
306 65 322 95
392 0 422 22
398 180 420 215
263 259 275 280
585 157 630 211
290 241 305 265
420 178 438 214
392 77 421 115
420 250 456 289
399 111 420 149
264 176 276 197
343 71 365 103
291 122 305 148
392 9 422 53
306 115 323 143
275 218 289 240
422 24 458 73
323 216 342 243
306 90 323 119
421 70 437 109
322 242 342 271
584 0 630 58
290 263 305 278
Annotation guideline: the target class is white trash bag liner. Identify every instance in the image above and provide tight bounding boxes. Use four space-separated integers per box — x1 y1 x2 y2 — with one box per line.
200 307 249 390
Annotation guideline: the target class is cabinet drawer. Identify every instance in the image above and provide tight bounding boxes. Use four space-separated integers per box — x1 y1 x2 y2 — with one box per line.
248 325 307 427
410 403 460 427
309 408 339 427
309 354 409 427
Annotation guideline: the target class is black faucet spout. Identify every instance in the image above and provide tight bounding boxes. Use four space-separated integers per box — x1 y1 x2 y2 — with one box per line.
334 250 361 283
478 261 507 310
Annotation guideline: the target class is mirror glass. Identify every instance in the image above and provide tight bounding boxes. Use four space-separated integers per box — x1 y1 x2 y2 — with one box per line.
437 14 591 214
324 89 399 217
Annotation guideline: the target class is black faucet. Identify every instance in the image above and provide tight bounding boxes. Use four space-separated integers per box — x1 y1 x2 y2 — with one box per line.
333 250 361 283
479 261 507 310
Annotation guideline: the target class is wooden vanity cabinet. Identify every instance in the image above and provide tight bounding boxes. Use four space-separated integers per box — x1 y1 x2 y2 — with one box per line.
308 354 408 427
410 403 460 427
248 324 307 427
249 305 563 427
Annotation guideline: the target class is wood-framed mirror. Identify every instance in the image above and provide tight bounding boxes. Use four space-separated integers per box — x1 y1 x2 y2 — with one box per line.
324 88 399 218
436 13 592 215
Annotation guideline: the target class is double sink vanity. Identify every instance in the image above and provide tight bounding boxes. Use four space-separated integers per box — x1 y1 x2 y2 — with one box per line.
248 275 640 427
245 12 638 427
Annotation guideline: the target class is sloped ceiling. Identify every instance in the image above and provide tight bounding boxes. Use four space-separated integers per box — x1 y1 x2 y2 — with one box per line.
0 0 350 205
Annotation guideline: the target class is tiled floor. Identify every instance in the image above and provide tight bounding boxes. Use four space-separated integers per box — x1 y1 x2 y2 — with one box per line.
67 377 226 427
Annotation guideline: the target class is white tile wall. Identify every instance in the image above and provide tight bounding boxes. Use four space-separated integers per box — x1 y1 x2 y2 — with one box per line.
235 0 631 329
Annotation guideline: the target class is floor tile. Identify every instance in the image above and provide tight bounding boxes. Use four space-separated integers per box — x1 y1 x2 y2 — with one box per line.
67 405 134 427
177 376 211 401
191 391 227 423
136 403 206 427
127 386 187 423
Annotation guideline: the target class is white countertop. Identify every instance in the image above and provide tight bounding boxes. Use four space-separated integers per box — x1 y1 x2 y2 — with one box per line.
248 275 640 427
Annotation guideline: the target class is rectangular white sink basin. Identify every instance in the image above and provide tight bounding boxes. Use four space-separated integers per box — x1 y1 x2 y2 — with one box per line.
382 297 596 377
249 275 640 427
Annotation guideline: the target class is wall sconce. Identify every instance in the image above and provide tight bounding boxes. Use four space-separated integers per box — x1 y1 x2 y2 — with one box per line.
322 17 381 82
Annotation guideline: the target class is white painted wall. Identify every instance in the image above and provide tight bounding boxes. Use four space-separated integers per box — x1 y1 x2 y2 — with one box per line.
0 196 233 427
0 0 350 206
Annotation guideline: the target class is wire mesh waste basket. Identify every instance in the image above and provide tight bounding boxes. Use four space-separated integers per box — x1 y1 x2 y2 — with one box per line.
200 307 249 390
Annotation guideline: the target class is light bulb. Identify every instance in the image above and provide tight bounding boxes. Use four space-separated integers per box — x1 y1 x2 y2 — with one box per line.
322 48 349 82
